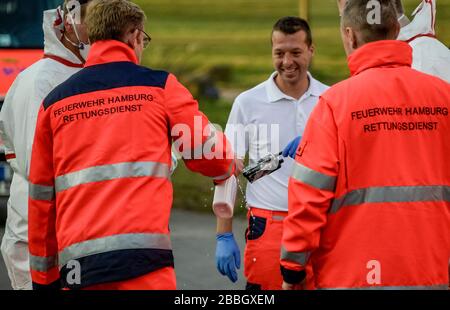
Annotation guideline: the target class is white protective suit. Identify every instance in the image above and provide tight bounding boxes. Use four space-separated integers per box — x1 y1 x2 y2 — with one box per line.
0 8 83 290
397 0 450 82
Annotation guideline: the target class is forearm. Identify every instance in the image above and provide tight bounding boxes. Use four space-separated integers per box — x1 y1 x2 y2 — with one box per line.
216 217 233 234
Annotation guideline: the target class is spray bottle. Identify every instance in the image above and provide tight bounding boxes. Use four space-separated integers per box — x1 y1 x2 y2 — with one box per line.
242 152 284 183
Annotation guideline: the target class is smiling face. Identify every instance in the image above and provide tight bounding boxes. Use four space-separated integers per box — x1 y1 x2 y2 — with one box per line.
271 30 314 88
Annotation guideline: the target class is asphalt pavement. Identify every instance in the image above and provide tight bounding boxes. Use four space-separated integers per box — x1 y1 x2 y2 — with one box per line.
0 208 247 290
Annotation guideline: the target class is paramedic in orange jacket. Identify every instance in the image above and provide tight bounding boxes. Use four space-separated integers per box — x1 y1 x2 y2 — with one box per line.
281 0 450 290
28 0 235 290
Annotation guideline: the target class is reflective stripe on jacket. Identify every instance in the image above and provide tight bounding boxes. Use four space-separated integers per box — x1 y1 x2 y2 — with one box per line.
28 40 235 289
281 40 450 290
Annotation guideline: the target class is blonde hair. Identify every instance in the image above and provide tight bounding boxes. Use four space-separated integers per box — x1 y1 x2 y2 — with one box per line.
85 0 146 43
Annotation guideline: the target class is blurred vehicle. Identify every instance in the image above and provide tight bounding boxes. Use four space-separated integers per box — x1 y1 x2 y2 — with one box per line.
0 0 61 223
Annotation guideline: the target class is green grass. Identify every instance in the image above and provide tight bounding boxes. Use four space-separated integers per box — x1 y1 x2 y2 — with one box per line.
137 0 449 89
133 0 450 213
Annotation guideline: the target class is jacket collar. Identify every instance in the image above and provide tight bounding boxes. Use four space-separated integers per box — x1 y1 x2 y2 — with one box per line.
43 8 84 66
347 40 412 76
84 40 138 67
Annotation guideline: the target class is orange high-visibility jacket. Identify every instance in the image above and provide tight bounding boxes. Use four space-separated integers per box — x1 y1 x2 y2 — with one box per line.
28 40 235 289
281 40 450 290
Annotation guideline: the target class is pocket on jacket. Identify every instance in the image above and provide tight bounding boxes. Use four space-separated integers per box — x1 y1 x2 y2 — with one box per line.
246 216 267 241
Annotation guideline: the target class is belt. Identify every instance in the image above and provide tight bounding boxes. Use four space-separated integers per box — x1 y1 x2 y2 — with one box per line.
247 206 287 221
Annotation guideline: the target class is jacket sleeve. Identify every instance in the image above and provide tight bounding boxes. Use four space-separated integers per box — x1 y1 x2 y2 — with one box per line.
280 97 339 284
165 74 235 182
0 79 20 173
28 103 60 290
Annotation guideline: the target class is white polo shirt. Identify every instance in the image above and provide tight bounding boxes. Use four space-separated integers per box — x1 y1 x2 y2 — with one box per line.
225 72 329 212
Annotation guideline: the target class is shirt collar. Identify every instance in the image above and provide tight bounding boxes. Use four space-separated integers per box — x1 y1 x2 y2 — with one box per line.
266 71 321 103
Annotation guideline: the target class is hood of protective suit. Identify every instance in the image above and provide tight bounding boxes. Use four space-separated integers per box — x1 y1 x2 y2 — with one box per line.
397 0 436 41
42 8 83 65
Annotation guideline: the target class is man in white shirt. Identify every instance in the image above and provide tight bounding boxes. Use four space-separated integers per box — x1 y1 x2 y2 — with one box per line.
0 0 91 290
215 16 329 290
337 0 450 82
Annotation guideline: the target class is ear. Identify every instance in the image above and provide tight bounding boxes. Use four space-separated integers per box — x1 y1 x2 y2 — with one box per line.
309 43 315 56
135 29 143 47
125 28 140 49
344 26 352 42
347 27 358 50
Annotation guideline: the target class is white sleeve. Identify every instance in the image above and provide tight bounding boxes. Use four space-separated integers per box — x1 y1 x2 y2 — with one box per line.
25 75 54 176
224 96 248 159
0 78 20 172
0 68 54 177
411 39 450 83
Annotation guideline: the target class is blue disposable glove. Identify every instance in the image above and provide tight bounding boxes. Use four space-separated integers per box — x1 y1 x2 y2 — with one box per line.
216 233 241 283
282 136 302 159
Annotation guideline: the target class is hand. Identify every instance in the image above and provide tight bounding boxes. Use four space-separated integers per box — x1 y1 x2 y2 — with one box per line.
216 233 241 283
282 136 302 159
282 280 306 290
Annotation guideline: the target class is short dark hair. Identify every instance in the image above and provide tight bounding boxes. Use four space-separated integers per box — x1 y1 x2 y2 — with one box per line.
393 0 404 14
342 0 399 44
272 16 313 46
